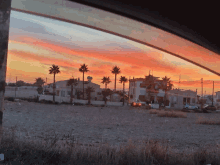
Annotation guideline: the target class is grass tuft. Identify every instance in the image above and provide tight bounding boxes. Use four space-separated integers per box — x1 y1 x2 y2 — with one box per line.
196 117 220 125
149 110 187 118
157 110 187 118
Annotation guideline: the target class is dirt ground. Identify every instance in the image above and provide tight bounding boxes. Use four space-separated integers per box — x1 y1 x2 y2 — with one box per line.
3 100 220 152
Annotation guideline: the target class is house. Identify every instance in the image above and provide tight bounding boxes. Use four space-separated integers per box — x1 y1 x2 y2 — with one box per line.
129 76 165 103
45 76 101 100
167 89 197 109
128 75 198 109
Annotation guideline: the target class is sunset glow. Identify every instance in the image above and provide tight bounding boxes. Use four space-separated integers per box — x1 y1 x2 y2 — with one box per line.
7 11 220 95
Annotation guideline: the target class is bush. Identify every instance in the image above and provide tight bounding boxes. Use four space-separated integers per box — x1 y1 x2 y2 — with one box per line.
196 117 220 125
5 97 15 102
157 110 187 118
74 102 84 106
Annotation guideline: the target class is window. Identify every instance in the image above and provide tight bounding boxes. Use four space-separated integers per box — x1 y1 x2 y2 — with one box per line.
67 91 71 96
61 91 65 97
192 98 195 103
140 90 145 95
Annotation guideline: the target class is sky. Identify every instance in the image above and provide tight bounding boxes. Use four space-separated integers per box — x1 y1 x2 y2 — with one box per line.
7 10 220 95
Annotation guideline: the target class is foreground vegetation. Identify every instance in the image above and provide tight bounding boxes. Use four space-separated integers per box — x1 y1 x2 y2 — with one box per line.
196 116 220 125
0 127 220 165
149 109 187 118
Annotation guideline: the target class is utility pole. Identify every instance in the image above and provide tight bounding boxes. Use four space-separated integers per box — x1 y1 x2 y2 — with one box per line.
15 76 17 98
177 74 180 109
128 76 130 105
212 81 214 106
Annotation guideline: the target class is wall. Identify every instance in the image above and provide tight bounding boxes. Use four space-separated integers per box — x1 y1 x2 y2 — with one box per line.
39 95 70 103
5 87 38 98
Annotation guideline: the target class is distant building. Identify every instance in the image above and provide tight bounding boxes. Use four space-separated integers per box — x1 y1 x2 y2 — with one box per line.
167 89 197 109
46 77 101 100
128 75 198 109
129 76 165 103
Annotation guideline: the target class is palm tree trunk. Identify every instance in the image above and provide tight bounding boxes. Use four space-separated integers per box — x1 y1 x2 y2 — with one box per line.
0 0 12 145
123 83 125 106
53 73 55 103
70 85 73 104
105 83 107 105
115 74 116 92
83 72 84 99
88 92 91 105
164 90 167 106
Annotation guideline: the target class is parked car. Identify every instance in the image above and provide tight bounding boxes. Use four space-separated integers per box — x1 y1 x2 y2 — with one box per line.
203 105 217 111
131 101 142 107
184 104 199 110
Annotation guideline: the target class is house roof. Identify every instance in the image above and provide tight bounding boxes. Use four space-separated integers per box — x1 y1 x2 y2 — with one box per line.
129 78 145 82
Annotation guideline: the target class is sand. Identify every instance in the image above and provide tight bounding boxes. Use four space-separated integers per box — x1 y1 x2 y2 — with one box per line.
2 100 220 152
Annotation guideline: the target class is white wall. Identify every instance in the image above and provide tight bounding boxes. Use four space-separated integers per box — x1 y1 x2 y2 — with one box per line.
39 95 71 103
5 88 38 98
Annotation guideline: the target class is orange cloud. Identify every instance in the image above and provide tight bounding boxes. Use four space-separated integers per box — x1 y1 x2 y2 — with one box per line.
7 35 220 92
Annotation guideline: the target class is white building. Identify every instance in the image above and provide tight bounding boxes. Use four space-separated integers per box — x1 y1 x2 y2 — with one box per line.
129 76 165 103
45 77 101 100
128 75 198 109
167 89 197 109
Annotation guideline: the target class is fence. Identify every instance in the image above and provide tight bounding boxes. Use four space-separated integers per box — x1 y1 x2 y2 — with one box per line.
5 89 38 98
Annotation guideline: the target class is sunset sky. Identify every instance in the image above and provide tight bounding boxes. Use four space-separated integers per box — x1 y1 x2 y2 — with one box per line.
7 10 220 95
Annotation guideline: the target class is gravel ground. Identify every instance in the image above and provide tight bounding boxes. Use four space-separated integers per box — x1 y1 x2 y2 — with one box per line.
3 100 220 152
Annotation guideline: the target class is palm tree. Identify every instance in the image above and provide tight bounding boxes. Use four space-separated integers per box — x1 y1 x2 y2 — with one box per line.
111 66 121 92
101 76 111 104
49 64 61 103
101 76 111 90
160 76 173 106
106 88 113 102
34 78 46 95
86 86 95 105
34 78 45 87
66 78 78 104
119 76 128 106
79 64 89 100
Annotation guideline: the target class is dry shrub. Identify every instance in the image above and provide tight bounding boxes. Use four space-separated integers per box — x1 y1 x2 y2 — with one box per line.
149 109 160 114
196 116 220 125
157 110 187 118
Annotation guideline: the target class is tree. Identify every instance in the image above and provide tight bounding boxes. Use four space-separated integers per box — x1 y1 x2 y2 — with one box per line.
16 80 25 87
86 86 95 105
49 64 61 103
159 76 173 106
119 76 128 106
106 88 113 102
76 90 83 99
101 76 111 104
66 78 78 104
8 83 16 87
34 78 45 87
102 90 110 104
79 64 89 100
37 86 43 94
111 66 121 92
